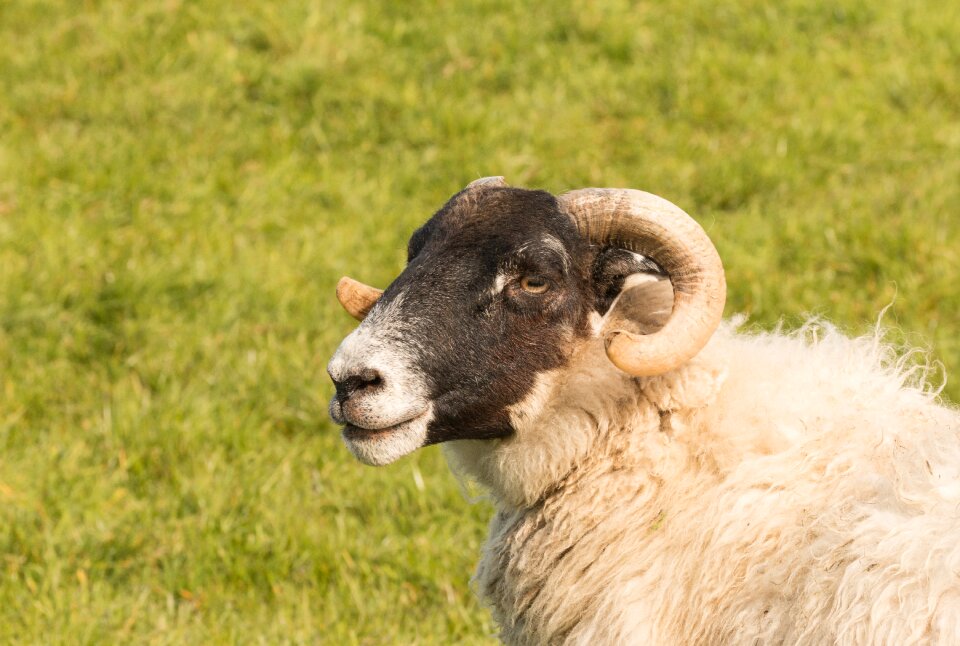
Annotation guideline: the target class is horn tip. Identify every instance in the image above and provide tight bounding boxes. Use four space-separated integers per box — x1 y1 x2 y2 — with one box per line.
603 330 674 377
466 176 508 189
336 276 382 321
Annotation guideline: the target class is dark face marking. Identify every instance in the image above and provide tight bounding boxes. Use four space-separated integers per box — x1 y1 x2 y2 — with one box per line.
364 186 658 446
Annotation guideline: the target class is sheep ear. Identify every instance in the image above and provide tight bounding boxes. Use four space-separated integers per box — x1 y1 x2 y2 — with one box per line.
603 276 674 336
590 247 665 315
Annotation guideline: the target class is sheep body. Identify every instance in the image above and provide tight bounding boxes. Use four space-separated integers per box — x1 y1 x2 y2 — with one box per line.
445 320 960 645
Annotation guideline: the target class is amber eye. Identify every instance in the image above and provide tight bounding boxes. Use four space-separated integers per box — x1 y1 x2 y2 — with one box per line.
520 276 550 294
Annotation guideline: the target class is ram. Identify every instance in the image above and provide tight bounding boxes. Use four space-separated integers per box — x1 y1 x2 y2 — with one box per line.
327 177 960 645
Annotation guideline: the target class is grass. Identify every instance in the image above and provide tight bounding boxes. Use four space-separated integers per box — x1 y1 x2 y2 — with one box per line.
0 0 958 643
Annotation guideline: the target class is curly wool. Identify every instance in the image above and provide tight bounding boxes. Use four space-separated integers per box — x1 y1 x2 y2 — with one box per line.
444 321 960 645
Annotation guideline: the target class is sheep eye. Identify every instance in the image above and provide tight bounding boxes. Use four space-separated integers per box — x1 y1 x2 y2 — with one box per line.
520 276 549 294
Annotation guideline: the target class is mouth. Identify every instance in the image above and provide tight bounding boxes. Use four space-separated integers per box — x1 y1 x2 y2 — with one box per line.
342 413 427 439
338 408 433 466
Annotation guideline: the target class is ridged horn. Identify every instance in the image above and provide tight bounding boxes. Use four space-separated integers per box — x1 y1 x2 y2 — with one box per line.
336 276 383 321
559 189 725 376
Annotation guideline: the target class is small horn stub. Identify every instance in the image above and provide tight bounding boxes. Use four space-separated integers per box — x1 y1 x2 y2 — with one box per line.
560 189 725 377
336 276 383 321
466 176 507 189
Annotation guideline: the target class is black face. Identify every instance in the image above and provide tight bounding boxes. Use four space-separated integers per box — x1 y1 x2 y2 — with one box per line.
370 186 654 445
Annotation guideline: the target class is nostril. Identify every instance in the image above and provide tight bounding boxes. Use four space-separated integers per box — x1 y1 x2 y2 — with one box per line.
335 367 385 400
358 368 382 389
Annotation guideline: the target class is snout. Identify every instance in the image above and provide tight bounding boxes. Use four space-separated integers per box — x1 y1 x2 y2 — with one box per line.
328 366 385 426
327 357 427 430
327 327 432 465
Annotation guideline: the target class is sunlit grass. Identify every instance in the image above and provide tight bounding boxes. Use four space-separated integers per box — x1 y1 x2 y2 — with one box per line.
0 0 958 642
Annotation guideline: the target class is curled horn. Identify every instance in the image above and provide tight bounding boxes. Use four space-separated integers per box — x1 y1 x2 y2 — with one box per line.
560 189 725 376
336 276 383 321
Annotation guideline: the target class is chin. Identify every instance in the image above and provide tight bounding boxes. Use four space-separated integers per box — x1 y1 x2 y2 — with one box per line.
341 415 431 466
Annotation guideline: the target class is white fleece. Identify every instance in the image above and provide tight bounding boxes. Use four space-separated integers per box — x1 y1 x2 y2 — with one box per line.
444 320 960 645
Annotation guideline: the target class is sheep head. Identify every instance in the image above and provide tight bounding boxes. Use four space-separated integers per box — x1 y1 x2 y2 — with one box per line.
327 178 725 466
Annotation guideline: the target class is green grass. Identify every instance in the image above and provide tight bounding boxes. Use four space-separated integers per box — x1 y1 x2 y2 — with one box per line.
1 0 958 643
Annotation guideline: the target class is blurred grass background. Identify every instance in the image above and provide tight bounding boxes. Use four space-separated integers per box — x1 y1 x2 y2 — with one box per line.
0 0 958 643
